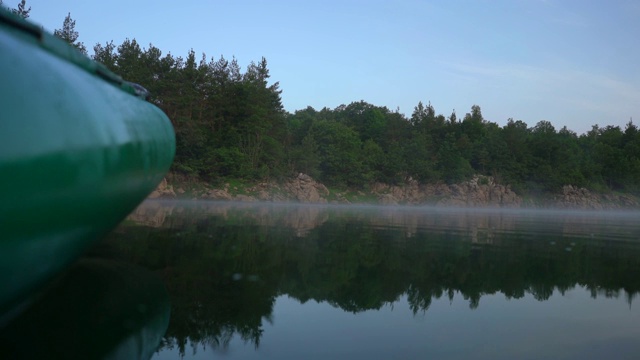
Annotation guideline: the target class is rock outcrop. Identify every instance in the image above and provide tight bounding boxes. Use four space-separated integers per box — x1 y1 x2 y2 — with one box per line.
203 187 233 200
176 173 331 203
283 173 330 203
149 174 638 209
148 178 176 199
372 176 522 207
553 185 638 209
127 200 174 227
436 177 522 207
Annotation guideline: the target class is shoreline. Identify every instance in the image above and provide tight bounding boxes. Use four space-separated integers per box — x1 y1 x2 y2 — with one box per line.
148 173 640 210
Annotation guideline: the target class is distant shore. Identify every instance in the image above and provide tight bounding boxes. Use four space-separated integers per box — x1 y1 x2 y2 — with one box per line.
148 173 640 210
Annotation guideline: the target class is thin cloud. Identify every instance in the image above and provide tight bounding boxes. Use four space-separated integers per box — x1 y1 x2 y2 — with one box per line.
444 61 640 102
531 0 590 28
439 60 640 131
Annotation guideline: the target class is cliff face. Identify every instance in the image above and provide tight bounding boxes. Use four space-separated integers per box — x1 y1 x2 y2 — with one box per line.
148 178 176 199
552 185 639 210
152 174 639 209
371 176 521 207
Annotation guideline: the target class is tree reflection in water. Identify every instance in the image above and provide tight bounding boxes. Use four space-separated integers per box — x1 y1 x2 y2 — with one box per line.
105 201 640 356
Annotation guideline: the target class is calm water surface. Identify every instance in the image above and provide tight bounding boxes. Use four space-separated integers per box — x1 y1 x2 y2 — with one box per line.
7 201 640 359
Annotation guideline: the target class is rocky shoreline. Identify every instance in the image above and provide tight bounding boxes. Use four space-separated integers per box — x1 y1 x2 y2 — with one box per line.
149 173 640 210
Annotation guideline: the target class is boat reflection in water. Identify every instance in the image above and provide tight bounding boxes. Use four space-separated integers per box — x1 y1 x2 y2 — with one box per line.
0 257 170 359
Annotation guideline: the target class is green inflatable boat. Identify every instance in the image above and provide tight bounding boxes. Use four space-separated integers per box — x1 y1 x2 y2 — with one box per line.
0 9 175 318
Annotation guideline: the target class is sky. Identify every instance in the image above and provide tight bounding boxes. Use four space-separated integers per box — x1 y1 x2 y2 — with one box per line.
11 0 640 135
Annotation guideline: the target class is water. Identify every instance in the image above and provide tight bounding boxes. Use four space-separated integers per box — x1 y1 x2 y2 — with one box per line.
6 201 640 359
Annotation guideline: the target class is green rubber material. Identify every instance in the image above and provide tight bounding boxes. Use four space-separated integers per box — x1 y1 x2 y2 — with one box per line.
0 9 175 316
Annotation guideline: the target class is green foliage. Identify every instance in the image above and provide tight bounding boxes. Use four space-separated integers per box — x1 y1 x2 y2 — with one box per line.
53 12 87 54
89 39 287 182
309 120 365 187
57 11 640 195
1 0 30 19
289 133 321 178
437 133 474 183
7 9 638 195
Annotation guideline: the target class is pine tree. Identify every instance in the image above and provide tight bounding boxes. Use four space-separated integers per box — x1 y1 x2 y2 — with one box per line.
54 12 87 55
1 0 31 18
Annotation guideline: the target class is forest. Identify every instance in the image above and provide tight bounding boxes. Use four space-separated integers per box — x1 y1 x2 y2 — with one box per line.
8 2 640 195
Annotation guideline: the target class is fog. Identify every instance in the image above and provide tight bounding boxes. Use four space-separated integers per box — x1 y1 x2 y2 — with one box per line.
128 199 640 241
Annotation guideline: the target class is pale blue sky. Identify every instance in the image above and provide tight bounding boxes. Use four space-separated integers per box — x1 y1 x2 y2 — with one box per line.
15 0 640 134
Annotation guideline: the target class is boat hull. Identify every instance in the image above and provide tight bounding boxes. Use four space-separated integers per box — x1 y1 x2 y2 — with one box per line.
0 10 175 316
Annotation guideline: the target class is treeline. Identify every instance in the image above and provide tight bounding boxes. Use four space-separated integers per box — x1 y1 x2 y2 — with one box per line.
12 2 640 194
92 40 287 182
91 36 640 194
287 103 639 193
89 40 640 194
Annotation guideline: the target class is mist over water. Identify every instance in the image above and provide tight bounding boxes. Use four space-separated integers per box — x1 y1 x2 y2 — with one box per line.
130 199 640 242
